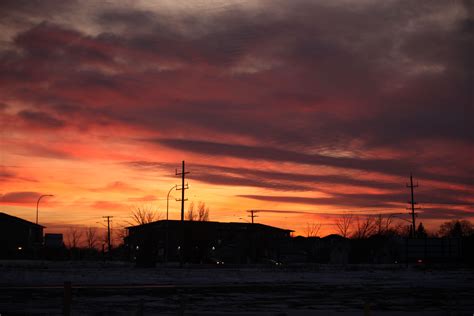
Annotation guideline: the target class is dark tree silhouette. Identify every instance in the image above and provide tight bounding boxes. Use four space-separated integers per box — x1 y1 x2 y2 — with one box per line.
186 202 197 221
416 222 428 238
334 213 353 238
439 220 473 237
67 227 83 249
353 215 376 239
129 205 161 225
187 201 210 221
374 214 394 236
197 201 210 221
305 222 321 237
394 223 412 237
85 226 99 249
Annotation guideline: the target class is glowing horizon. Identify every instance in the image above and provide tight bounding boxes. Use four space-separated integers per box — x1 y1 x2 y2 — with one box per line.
1 0 472 238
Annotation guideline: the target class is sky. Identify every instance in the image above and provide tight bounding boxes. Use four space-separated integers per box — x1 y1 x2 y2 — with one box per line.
0 0 472 237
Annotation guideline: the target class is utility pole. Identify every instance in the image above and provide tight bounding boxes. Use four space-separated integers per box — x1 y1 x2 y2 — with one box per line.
247 210 259 224
176 160 190 221
102 216 113 252
175 160 189 267
406 174 419 238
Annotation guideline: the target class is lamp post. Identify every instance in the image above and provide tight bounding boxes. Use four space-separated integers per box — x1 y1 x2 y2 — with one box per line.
391 213 412 223
36 194 53 225
390 213 415 236
165 185 177 264
166 185 178 221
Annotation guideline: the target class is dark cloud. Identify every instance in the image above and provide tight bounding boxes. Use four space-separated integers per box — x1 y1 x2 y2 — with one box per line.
0 191 41 203
13 143 73 160
155 138 412 172
97 9 157 29
18 110 65 129
239 194 396 208
189 164 401 190
125 160 474 210
189 172 311 192
250 208 474 221
2 2 472 156
239 189 472 209
253 209 315 215
153 139 473 186
0 168 38 182
417 208 474 220
126 160 400 189
0 169 16 181
0 0 76 15
334 191 472 207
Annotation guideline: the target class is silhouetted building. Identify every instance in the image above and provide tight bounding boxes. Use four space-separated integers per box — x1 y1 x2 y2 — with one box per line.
0 212 44 259
44 233 64 248
288 234 470 265
125 220 293 266
43 233 67 260
403 237 463 263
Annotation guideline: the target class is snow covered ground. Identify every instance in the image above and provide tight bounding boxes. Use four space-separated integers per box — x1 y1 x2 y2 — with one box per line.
0 261 473 315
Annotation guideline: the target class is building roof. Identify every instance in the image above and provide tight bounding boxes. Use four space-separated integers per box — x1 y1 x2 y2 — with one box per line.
0 212 45 228
126 219 293 232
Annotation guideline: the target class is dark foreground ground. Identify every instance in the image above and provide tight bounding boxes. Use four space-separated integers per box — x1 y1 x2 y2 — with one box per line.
0 261 473 315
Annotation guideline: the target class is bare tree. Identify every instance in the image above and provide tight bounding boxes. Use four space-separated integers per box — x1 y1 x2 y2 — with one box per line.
394 223 412 237
305 222 321 237
186 201 210 221
85 227 99 249
374 214 394 236
186 202 198 221
67 227 83 249
353 215 377 239
335 213 353 238
114 223 129 246
197 201 210 221
129 205 161 225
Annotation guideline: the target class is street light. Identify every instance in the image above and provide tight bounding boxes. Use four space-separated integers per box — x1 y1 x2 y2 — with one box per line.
165 184 177 264
390 213 412 223
166 185 178 221
390 213 416 237
36 194 53 225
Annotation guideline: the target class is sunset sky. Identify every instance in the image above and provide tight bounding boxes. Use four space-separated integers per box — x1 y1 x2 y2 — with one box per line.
0 0 472 237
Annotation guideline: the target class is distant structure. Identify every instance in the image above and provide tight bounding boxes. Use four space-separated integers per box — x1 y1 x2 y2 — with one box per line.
43 233 67 260
247 210 259 224
0 212 44 259
125 220 293 266
44 233 64 248
406 174 420 237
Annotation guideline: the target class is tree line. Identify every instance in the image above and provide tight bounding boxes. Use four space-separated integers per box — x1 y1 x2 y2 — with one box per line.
305 214 474 239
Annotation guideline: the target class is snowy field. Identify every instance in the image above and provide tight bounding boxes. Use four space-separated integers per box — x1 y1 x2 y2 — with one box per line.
0 261 473 315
